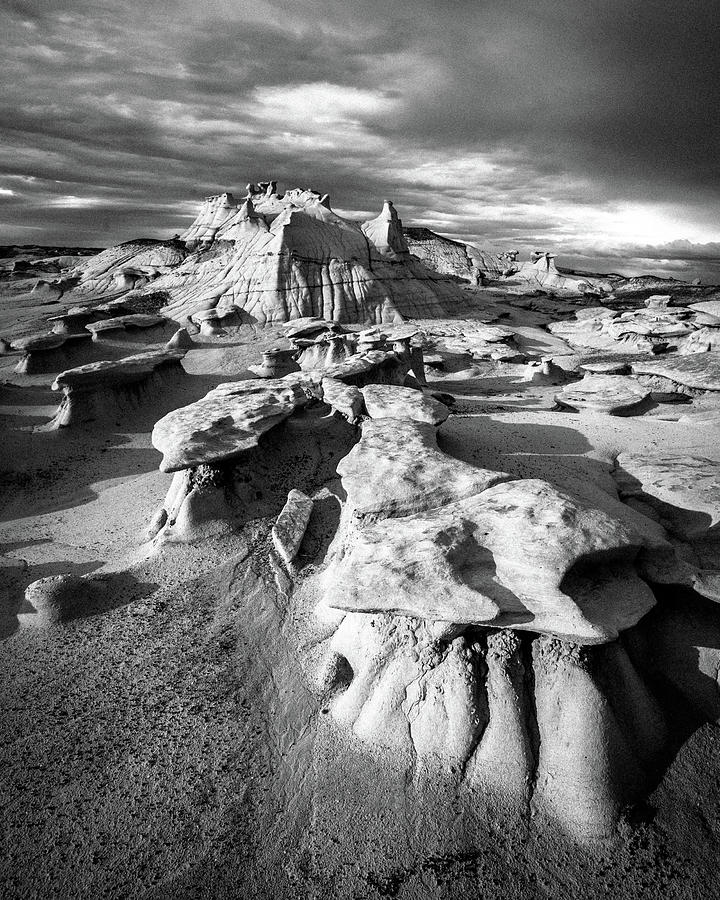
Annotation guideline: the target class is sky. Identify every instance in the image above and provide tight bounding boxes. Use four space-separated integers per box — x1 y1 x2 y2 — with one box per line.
1 0 719 281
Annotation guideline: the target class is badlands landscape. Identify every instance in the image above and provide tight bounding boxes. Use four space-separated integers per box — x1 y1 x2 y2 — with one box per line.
2 182 720 899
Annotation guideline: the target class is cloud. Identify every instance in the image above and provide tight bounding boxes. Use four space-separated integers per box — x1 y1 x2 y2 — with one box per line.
0 0 718 282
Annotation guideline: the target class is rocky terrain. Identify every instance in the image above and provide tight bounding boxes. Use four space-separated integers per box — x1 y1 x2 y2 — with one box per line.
2 183 720 899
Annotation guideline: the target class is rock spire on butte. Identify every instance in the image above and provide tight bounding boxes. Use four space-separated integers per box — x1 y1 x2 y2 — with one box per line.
154 181 467 325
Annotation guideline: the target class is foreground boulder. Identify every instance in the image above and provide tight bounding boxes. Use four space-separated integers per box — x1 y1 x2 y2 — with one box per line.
326 479 656 645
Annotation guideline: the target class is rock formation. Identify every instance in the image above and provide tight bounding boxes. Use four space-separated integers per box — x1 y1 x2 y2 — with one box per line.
50 348 187 427
555 373 651 415
150 184 469 324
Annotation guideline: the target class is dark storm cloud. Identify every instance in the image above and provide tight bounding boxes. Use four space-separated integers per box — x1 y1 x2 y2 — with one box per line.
0 0 718 279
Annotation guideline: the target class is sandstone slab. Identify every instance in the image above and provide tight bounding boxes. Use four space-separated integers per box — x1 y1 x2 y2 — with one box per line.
327 479 655 644
321 377 364 422
615 453 720 540
151 376 315 472
556 373 650 414
337 417 512 519
360 383 450 424
632 352 720 392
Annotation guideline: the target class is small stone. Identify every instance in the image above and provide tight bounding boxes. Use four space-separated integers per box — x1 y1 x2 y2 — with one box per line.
272 489 314 566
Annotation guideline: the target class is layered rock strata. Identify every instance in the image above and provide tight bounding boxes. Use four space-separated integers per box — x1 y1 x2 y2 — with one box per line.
158 188 467 324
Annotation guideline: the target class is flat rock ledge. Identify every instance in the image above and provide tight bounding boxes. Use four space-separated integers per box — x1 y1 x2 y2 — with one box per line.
360 383 450 424
337 417 511 519
632 351 720 393
555 373 650 415
325 478 655 645
50 348 187 427
152 375 320 472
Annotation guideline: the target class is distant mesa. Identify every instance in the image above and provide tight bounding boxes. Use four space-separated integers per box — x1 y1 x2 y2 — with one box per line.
65 179 609 327
150 182 468 325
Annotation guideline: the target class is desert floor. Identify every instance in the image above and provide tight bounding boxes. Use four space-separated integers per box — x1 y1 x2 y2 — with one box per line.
1 283 719 899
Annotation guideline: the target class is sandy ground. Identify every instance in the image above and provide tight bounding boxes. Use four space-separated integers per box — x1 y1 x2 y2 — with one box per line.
1 289 720 899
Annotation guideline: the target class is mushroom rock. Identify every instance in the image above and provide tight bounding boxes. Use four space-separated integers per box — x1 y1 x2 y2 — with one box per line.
282 317 340 340
190 308 230 336
47 307 97 335
383 326 427 386
296 334 355 371
361 201 410 260
49 348 188 428
336 417 512 519
360 383 450 425
326 478 656 645
151 375 320 472
356 327 387 354
643 294 673 309
11 332 69 374
20 574 107 627
149 386 355 544
86 313 168 342
521 357 567 385
151 183 467 325
632 351 720 393
322 349 412 388
248 347 301 378
272 489 314 567
555 373 651 415
165 327 194 350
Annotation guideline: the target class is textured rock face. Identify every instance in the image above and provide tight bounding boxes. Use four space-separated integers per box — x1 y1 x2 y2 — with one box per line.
614 452 720 599
360 383 450 424
73 240 187 296
152 184 467 325
403 227 483 283
549 302 720 357
152 375 318 472
326 479 655 644
337 417 511 519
